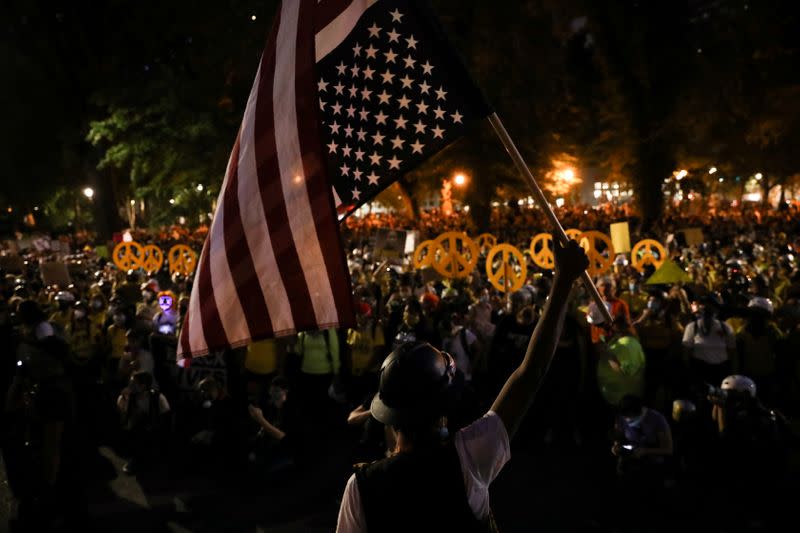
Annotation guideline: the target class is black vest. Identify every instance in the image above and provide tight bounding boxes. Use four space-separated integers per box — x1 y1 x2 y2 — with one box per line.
354 441 493 532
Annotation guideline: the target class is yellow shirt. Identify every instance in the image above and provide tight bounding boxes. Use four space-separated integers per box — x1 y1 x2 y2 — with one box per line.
245 338 279 375
108 324 128 360
347 326 385 376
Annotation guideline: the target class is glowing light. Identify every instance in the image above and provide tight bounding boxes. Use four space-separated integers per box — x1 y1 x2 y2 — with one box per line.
196 184 204 192
718 177 724 183
251 14 257 21
743 192 762 202
34 206 39 211
122 231 133 242
593 190 602 199
755 172 763 181
83 187 95 199
676 169 688 180
555 198 565 207
453 174 466 187
463 205 470 212
130 199 136 206
517 199 525 206
169 198 175 205
709 167 717 174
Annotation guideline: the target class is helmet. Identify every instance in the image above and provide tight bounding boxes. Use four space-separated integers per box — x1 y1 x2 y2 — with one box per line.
721 375 757 398
55 291 76 303
140 280 159 293
672 399 697 422
747 296 774 315
370 342 464 427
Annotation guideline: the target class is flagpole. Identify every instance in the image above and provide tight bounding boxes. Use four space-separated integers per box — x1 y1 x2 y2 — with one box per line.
487 113 614 325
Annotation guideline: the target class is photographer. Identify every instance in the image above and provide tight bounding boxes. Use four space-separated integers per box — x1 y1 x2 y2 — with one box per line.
116 370 171 474
611 395 673 478
707 375 786 527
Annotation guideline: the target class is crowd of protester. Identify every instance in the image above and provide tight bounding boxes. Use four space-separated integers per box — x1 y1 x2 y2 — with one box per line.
1 201 799 531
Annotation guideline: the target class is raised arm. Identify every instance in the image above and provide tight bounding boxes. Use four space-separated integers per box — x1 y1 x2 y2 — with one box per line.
491 240 588 439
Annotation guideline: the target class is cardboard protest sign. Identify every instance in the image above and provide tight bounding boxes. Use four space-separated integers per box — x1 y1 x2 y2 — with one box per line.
373 228 408 264
610 222 632 254
40 262 71 287
681 228 705 247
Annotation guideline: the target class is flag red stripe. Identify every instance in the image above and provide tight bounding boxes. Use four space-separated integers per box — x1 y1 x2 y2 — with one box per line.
222 135 275 338
197 234 228 350
297 0 355 325
313 0 354 32
254 10 318 331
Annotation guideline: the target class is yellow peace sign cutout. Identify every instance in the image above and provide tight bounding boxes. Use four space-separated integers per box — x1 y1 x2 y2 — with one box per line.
476 233 497 253
168 245 199 276
431 232 479 279
412 240 441 269
486 244 527 293
141 244 164 274
631 239 667 272
112 242 144 271
529 233 555 270
578 231 616 277
565 228 583 242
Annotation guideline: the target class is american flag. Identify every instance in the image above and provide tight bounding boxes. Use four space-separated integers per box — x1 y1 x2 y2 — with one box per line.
178 0 490 361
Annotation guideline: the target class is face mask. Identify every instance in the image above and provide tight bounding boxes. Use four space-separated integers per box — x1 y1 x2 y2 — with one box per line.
74 310 86 319
91 300 103 310
202 400 213 409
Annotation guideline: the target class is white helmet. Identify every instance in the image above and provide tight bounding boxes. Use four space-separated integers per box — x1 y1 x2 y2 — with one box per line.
721 375 757 398
55 291 75 303
747 296 774 315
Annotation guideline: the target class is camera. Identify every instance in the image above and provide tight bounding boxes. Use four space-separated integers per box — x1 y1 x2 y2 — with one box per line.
707 384 729 406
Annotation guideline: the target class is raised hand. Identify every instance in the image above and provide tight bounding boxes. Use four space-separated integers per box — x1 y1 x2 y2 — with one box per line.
553 238 590 284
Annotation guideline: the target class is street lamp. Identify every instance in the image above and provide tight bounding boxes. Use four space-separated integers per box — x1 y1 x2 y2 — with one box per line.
453 173 467 187
196 184 205 192
83 187 95 199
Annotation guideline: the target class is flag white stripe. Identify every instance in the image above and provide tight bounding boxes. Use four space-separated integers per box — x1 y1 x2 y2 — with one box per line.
208 196 252 344
275 0 339 326
186 244 209 355
315 0 378 62
237 61 295 334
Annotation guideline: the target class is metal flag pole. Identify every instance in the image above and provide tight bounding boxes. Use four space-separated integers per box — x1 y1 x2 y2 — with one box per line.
487 113 614 325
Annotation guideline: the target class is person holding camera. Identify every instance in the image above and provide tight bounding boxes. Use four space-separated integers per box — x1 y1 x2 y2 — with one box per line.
116 370 171 474
611 394 673 478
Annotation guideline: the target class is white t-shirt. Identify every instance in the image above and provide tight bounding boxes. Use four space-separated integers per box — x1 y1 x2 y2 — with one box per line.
336 411 510 532
682 319 734 365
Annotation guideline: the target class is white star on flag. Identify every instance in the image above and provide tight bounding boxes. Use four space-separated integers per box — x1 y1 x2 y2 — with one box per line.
375 110 388 124
381 70 395 84
387 156 402 169
405 35 418 49
421 61 434 75
403 55 416 69
416 101 429 114
391 135 405 150
433 106 446 119
371 132 385 145
384 49 398 63
340 163 350 176
353 169 363 181
365 44 378 59
418 81 431 94
387 28 401 42
393 115 408 129
390 9 403 23
368 23 381 38
400 75 414 89
318 79 328 91
377 90 391 104
352 187 361 200
432 125 445 138
451 111 463 123
413 120 427 134
397 95 411 109
367 171 380 185
411 139 425 154
369 152 382 165
435 87 447 100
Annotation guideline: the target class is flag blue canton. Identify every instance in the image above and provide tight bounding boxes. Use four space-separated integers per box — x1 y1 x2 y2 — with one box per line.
316 0 490 217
